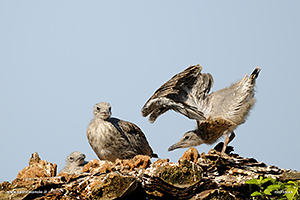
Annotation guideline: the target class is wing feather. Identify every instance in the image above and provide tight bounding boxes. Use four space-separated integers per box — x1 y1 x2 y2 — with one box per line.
141 64 214 123
109 118 154 156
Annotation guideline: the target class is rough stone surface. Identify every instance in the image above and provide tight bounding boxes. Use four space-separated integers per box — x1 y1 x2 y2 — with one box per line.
179 147 200 163
115 155 152 171
1 149 299 199
17 152 57 179
82 159 114 174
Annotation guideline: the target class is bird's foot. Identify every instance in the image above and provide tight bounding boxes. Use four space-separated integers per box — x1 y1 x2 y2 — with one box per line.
213 142 234 155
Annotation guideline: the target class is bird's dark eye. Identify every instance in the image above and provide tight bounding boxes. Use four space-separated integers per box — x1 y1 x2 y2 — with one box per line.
185 136 189 140
96 107 100 111
69 157 74 161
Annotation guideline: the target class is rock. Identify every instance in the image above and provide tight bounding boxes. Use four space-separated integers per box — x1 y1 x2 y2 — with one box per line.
91 173 140 199
1 148 299 199
0 181 11 191
178 147 199 163
17 152 57 179
29 152 41 165
279 171 300 182
192 189 235 200
155 159 202 187
2 152 58 199
114 155 152 171
152 158 169 165
0 182 13 200
82 159 114 174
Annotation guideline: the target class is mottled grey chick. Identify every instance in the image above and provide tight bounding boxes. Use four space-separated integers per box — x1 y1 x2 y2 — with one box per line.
87 102 158 162
59 151 87 174
141 65 260 154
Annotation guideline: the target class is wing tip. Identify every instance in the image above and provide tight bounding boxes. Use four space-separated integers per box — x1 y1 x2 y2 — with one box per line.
140 111 147 117
151 153 159 158
189 64 203 72
148 116 156 124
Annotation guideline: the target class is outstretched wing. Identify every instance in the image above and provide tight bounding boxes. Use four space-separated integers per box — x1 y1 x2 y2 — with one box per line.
141 64 214 123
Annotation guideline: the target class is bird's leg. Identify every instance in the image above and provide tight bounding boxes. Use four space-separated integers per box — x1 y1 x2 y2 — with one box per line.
214 131 235 154
221 131 230 154
228 131 235 144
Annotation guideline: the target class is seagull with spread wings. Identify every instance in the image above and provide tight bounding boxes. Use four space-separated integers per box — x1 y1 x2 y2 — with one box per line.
141 65 260 154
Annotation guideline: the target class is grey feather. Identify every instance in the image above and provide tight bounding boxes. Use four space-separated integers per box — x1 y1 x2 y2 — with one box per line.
87 102 158 162
141 65 212 122
141 65 260 154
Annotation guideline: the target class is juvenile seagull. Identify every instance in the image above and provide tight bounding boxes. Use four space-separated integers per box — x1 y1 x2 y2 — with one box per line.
87 102 158 162
141 65 260 154
59 151 88 174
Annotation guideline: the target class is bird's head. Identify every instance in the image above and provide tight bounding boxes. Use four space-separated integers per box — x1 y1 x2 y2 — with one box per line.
67 151 86 166
93 102 112 120
168 130 204 151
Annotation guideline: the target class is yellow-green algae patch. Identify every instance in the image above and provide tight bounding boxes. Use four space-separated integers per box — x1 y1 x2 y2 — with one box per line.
155 160 202 187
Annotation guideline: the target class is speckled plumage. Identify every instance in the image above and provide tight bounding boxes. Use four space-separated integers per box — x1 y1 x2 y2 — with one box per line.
141 65 260 154
87 102 157 162
59 151 87 174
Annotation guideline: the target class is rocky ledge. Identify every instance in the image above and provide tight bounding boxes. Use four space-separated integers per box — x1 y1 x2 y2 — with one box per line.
1 148 299 200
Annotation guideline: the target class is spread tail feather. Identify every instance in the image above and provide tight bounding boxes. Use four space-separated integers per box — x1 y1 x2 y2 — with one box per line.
250 67 261 84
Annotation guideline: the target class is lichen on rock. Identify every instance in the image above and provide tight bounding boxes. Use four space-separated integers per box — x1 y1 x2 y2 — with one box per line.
155 159 202 187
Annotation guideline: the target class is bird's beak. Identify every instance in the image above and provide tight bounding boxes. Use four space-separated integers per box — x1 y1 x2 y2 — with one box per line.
168 143 182 151
101 110 111 117
77 154 86 164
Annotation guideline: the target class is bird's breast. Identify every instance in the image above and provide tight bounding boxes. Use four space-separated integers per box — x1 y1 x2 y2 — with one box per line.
92 121 119 146
198 117 236 144
87 121 122 160
96 121 116 136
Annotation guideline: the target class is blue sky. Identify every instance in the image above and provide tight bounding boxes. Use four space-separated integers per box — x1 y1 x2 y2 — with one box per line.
1 1 299 182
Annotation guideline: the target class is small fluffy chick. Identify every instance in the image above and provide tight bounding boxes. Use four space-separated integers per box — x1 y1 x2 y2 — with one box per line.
59 151 87 174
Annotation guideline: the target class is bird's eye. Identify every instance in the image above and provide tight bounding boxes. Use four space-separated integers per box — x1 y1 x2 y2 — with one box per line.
96 107 100 111
185 136 189 140
69 157 74 161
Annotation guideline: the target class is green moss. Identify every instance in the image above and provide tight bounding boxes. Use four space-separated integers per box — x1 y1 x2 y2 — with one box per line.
156 160 202 187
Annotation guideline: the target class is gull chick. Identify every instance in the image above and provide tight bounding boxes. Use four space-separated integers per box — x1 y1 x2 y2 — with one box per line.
141 65 260 154
87 102 158 162
59 151 87 174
